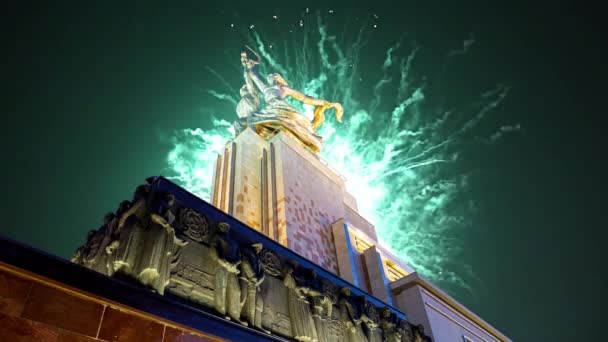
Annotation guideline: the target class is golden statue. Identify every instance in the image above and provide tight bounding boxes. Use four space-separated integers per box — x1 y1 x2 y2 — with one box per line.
237 49 343 153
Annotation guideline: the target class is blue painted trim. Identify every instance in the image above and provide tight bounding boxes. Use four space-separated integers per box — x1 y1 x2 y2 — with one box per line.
373 248 395 306
342 222 361 288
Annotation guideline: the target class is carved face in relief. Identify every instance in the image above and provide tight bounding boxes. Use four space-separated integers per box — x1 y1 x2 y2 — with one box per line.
251 243 263 254
340 287 351 296
218 222 230 233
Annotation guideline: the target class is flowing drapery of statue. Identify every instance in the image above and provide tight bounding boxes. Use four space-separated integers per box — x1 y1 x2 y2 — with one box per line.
235 49 344 153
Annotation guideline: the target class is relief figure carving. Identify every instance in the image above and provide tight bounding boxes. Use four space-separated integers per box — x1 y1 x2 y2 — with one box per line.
397 319 414 342
357 296 382 342
284 263 319 341
338 287 368 342
311 272 336 342
239 243 270 333
209 222 246 325
380 308 399 342
111 192 187 295
413 324 429 342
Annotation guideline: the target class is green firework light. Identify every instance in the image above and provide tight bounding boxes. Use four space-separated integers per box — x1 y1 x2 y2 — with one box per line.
166 15 516 291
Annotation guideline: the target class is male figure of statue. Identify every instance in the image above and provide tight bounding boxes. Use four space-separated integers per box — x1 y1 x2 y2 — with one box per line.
234 51 261 136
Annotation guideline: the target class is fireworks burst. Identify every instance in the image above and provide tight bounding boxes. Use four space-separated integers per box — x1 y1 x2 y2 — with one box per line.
166 13 515 292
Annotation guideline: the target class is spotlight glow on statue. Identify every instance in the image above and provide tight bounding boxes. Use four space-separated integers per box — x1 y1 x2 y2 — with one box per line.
235 48 343 153
165 17 516 292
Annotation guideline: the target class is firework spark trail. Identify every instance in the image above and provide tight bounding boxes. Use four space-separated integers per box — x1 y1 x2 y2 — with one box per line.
207 90 237 105
205 66 238 100
369 41 400 114
166 118 234 200
165 17 515 292
487 124 522 143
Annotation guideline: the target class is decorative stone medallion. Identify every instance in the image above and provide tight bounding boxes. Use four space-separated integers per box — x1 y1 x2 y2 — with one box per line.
259 249 281 276
179 208 209 242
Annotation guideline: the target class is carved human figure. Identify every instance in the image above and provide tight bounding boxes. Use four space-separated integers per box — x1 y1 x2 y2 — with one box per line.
80 213 118 276
90 213 119 275
113 214 144 277
240 51 344 153
283 263 319 341
136 212 187 294
150 193 177 226
396 319 414 342
110 181 152 276
380 308 399 342
239 242 269 333
338 287 368 342
413 324 429 342
73 178 159 279
308 271 335 342
111 191 186 295
72 229 97 265
209 222 246 325
356 296 383 342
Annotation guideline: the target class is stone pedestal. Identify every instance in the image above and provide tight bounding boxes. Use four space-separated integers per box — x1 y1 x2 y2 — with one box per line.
212 129 376 273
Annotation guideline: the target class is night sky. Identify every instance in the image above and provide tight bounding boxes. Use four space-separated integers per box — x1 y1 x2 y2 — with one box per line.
4 1 605 341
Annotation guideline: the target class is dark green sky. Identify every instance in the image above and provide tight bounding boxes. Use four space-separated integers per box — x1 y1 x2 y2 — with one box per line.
4 1 605 341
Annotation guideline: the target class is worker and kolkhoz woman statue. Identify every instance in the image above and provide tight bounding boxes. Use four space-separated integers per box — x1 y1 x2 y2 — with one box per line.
235 47 344 153
73 48 430 339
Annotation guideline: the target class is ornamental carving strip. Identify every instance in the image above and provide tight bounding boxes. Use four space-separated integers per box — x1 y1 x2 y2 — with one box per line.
72 178 431 342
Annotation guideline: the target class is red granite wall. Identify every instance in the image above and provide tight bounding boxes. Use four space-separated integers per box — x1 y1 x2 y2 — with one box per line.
0 264 222 342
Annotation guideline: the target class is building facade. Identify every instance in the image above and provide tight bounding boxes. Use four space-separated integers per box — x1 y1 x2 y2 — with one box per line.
211 128 511 342
0 127 510 342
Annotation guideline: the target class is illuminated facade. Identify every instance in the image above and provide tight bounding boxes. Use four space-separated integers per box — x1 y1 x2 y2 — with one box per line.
212 129 511 342
0 128 510 342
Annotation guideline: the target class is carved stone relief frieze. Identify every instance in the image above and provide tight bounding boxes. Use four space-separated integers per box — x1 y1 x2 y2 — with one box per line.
72 178 430 341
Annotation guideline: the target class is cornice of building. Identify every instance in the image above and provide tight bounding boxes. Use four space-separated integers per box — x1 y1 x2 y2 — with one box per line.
390 272 511 342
